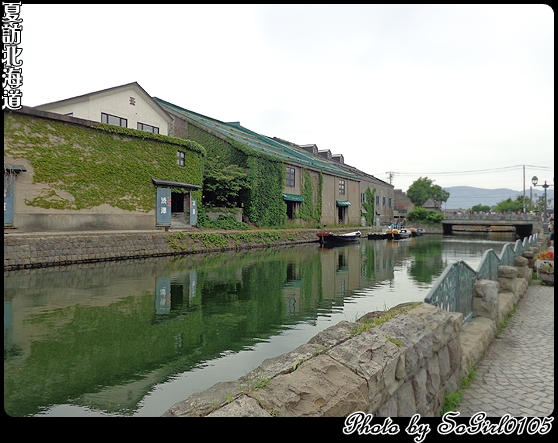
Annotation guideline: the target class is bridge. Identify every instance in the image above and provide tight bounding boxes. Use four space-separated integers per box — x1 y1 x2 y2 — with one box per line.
442 213 543 238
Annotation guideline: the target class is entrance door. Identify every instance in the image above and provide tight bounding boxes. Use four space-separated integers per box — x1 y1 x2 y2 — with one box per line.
171 192 190 227
338 206 346 224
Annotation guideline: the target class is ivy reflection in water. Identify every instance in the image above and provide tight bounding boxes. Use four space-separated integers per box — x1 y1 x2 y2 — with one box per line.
4 233 516 417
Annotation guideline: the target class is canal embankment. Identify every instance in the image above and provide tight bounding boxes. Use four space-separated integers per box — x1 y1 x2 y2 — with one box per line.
3 228 319 271
3 225 445 271
162 257 535 417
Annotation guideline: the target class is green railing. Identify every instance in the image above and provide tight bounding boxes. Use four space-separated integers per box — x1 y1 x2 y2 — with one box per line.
424 233 539 322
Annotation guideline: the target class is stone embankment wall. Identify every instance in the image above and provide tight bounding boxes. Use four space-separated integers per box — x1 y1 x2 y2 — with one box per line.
162 254 537 417
3 229 320 270
3 226 443 270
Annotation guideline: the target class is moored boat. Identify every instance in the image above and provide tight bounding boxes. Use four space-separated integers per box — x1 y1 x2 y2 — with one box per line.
367 232 388 240
410 227 425 237
316 230 361 244
387 228 412 240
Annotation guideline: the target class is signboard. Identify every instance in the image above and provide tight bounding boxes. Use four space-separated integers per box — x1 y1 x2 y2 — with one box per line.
156 187 172 226
190 199 197 226
4 175 14 226
155 277 171 314
189 270 197 300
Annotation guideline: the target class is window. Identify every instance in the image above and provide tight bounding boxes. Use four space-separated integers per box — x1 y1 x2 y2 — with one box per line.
383 196 386 205
286 166 295 187
101 112 127 128
361 193 366 203
389 198 392 207
376 195 380 205
138 122 159 134
339 180 345 195
177 151 185 166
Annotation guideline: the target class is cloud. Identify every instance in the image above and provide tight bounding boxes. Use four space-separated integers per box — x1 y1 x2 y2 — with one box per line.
18 4 553 192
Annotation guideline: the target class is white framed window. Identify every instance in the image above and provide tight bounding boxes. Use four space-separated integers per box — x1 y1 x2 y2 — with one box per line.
177 151 185 166
339 180 345 195
286 166 295 187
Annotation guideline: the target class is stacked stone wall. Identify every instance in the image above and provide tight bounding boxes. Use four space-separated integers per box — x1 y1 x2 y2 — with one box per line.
3 229 320 270
162 256 533 417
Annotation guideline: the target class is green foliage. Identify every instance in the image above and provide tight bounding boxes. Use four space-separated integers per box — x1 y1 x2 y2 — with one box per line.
203 163 250 207
190 233 230 248
407 177 450 207
440 391 463 415
350 302 421 337
406 207 445 223
496 304 518 338
440 364 478 415
206 215 250 230
362 187 376 226
492 196 526 213
182 122 288 227
470 204 492 213
297 169 322 223
386 336 403 347
3 113 204 212
166 230 297 251
244 156 287 227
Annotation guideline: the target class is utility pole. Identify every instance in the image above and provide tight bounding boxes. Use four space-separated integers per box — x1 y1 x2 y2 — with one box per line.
523 165 526 213
386 171 394 185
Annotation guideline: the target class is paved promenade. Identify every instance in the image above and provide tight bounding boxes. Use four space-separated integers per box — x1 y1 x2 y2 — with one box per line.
456 283 554 417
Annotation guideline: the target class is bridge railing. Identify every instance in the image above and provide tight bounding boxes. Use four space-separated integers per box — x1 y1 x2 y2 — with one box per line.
424 233 540 322
444 213 538 221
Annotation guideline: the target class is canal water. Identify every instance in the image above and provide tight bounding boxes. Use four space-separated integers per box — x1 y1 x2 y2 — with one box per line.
4 232 517 417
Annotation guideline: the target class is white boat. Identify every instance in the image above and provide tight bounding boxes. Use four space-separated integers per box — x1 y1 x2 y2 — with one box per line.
410 227 425 237
387 228 411 240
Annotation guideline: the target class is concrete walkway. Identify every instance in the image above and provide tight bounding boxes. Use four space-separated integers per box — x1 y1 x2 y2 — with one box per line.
456 283 554 417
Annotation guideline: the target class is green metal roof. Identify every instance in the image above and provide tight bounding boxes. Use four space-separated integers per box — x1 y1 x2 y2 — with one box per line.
153 97 360 180
283 193 304 202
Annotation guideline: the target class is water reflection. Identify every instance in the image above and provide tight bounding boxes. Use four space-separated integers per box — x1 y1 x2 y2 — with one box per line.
4 233 516 417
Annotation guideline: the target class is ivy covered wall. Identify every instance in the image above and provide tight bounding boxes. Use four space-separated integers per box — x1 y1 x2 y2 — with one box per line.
180 119 292 227
3 110 205 212
245 154 287 227
362 187 376 226
297 169 323 224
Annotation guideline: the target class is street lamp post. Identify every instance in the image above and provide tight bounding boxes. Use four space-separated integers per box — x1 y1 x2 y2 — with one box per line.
531 176 554 231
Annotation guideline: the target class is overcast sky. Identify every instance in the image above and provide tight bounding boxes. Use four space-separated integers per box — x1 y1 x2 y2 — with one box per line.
18 4 554 194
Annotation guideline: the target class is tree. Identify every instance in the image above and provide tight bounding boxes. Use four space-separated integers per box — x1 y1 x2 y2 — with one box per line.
492 196 525 213
407 177 450 207
407 207 444 223
470 204 491 213
202 163 250 207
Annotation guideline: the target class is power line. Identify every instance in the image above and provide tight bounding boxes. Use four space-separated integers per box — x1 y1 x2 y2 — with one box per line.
374 165 553 178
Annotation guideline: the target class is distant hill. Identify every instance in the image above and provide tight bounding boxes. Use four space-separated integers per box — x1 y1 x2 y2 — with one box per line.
443 186 555 210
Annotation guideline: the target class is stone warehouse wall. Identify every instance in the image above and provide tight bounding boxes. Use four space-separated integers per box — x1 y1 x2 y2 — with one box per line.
162 260 532 417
